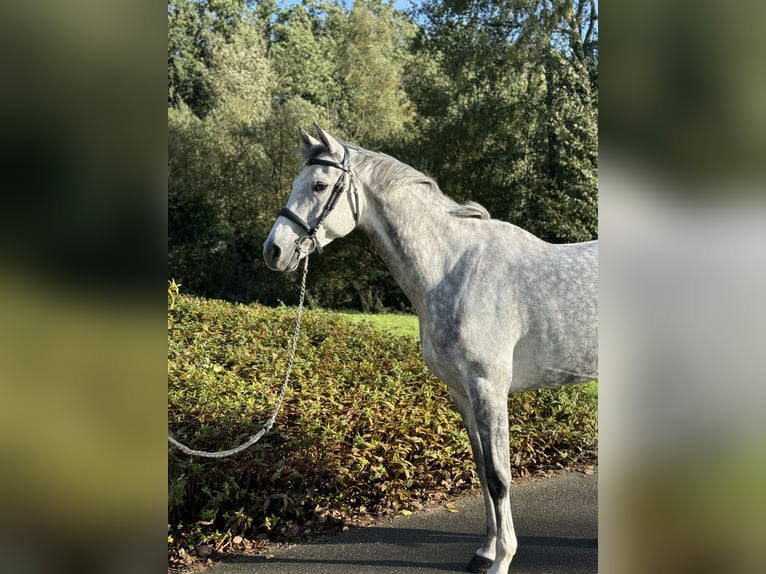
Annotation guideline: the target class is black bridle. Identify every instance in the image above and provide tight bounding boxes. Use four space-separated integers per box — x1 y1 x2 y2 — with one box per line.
278 147 359 254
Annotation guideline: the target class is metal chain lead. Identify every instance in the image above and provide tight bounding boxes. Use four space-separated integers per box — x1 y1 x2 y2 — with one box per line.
168 254 310 458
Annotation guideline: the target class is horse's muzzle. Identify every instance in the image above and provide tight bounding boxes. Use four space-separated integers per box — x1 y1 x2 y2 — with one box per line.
264 237 311 272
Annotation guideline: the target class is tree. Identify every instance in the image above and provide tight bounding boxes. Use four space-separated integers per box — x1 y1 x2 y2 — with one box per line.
168 0 250 117
268 0 345 119
407 0 598 242
338 0 416 145
168 14 288 302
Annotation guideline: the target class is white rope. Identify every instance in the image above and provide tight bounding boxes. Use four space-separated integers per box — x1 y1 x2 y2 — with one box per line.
168 254 310 458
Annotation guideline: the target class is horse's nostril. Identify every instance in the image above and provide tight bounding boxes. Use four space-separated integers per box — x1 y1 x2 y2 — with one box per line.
268 244 281 262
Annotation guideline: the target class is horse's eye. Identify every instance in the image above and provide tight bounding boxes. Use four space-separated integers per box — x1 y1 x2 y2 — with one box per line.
313 182 328 193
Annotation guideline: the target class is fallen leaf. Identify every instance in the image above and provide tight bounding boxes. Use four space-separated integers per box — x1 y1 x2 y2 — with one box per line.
400 509 412 516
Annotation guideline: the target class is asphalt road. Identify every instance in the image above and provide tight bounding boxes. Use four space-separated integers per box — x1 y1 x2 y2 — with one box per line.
208 469 597 574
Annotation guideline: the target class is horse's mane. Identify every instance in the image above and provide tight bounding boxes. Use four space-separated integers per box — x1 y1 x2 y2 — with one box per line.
450 201 491 220
304 141 491 220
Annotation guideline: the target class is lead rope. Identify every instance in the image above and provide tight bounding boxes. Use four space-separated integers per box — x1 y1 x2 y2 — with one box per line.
168 254 310 458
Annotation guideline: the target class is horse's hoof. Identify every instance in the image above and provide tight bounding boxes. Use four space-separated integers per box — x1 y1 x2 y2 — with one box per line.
467 554 494 574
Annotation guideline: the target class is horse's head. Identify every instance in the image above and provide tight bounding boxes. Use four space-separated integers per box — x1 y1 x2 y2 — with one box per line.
263 125 361 272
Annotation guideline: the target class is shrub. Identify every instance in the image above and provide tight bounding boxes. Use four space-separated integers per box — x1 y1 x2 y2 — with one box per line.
168 294 597 554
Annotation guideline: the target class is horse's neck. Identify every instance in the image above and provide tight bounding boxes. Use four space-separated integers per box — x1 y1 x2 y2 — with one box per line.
359 181 462 312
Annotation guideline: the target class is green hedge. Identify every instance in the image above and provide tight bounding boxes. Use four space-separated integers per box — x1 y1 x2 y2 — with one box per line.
168 294 597 553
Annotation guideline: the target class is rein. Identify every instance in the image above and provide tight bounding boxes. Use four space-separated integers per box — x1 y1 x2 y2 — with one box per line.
279 147 358 255
167 253 310 458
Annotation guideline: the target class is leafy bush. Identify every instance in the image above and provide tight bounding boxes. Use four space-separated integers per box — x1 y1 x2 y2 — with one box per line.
168 294 597 554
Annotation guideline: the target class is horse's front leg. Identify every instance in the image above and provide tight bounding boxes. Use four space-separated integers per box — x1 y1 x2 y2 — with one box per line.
470 380 517 574
449 388 496 573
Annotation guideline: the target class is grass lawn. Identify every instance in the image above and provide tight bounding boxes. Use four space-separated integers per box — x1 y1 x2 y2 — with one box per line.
339 311 420 340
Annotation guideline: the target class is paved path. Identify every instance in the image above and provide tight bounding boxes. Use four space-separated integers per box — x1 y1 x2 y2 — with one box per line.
208 470 597 574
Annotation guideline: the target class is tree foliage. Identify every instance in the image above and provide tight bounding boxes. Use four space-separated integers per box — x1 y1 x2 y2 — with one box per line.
168 0 250 116
406 0 598 242
168 0 598 309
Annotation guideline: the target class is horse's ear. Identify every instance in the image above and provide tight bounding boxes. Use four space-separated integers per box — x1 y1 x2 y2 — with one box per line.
299 127 321 149
313 124 343 159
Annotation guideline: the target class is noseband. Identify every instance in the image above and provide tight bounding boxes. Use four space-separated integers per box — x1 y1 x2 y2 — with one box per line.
278 147 359 255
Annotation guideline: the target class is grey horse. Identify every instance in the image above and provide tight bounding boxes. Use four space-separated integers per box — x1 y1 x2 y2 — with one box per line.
264 125 598 574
